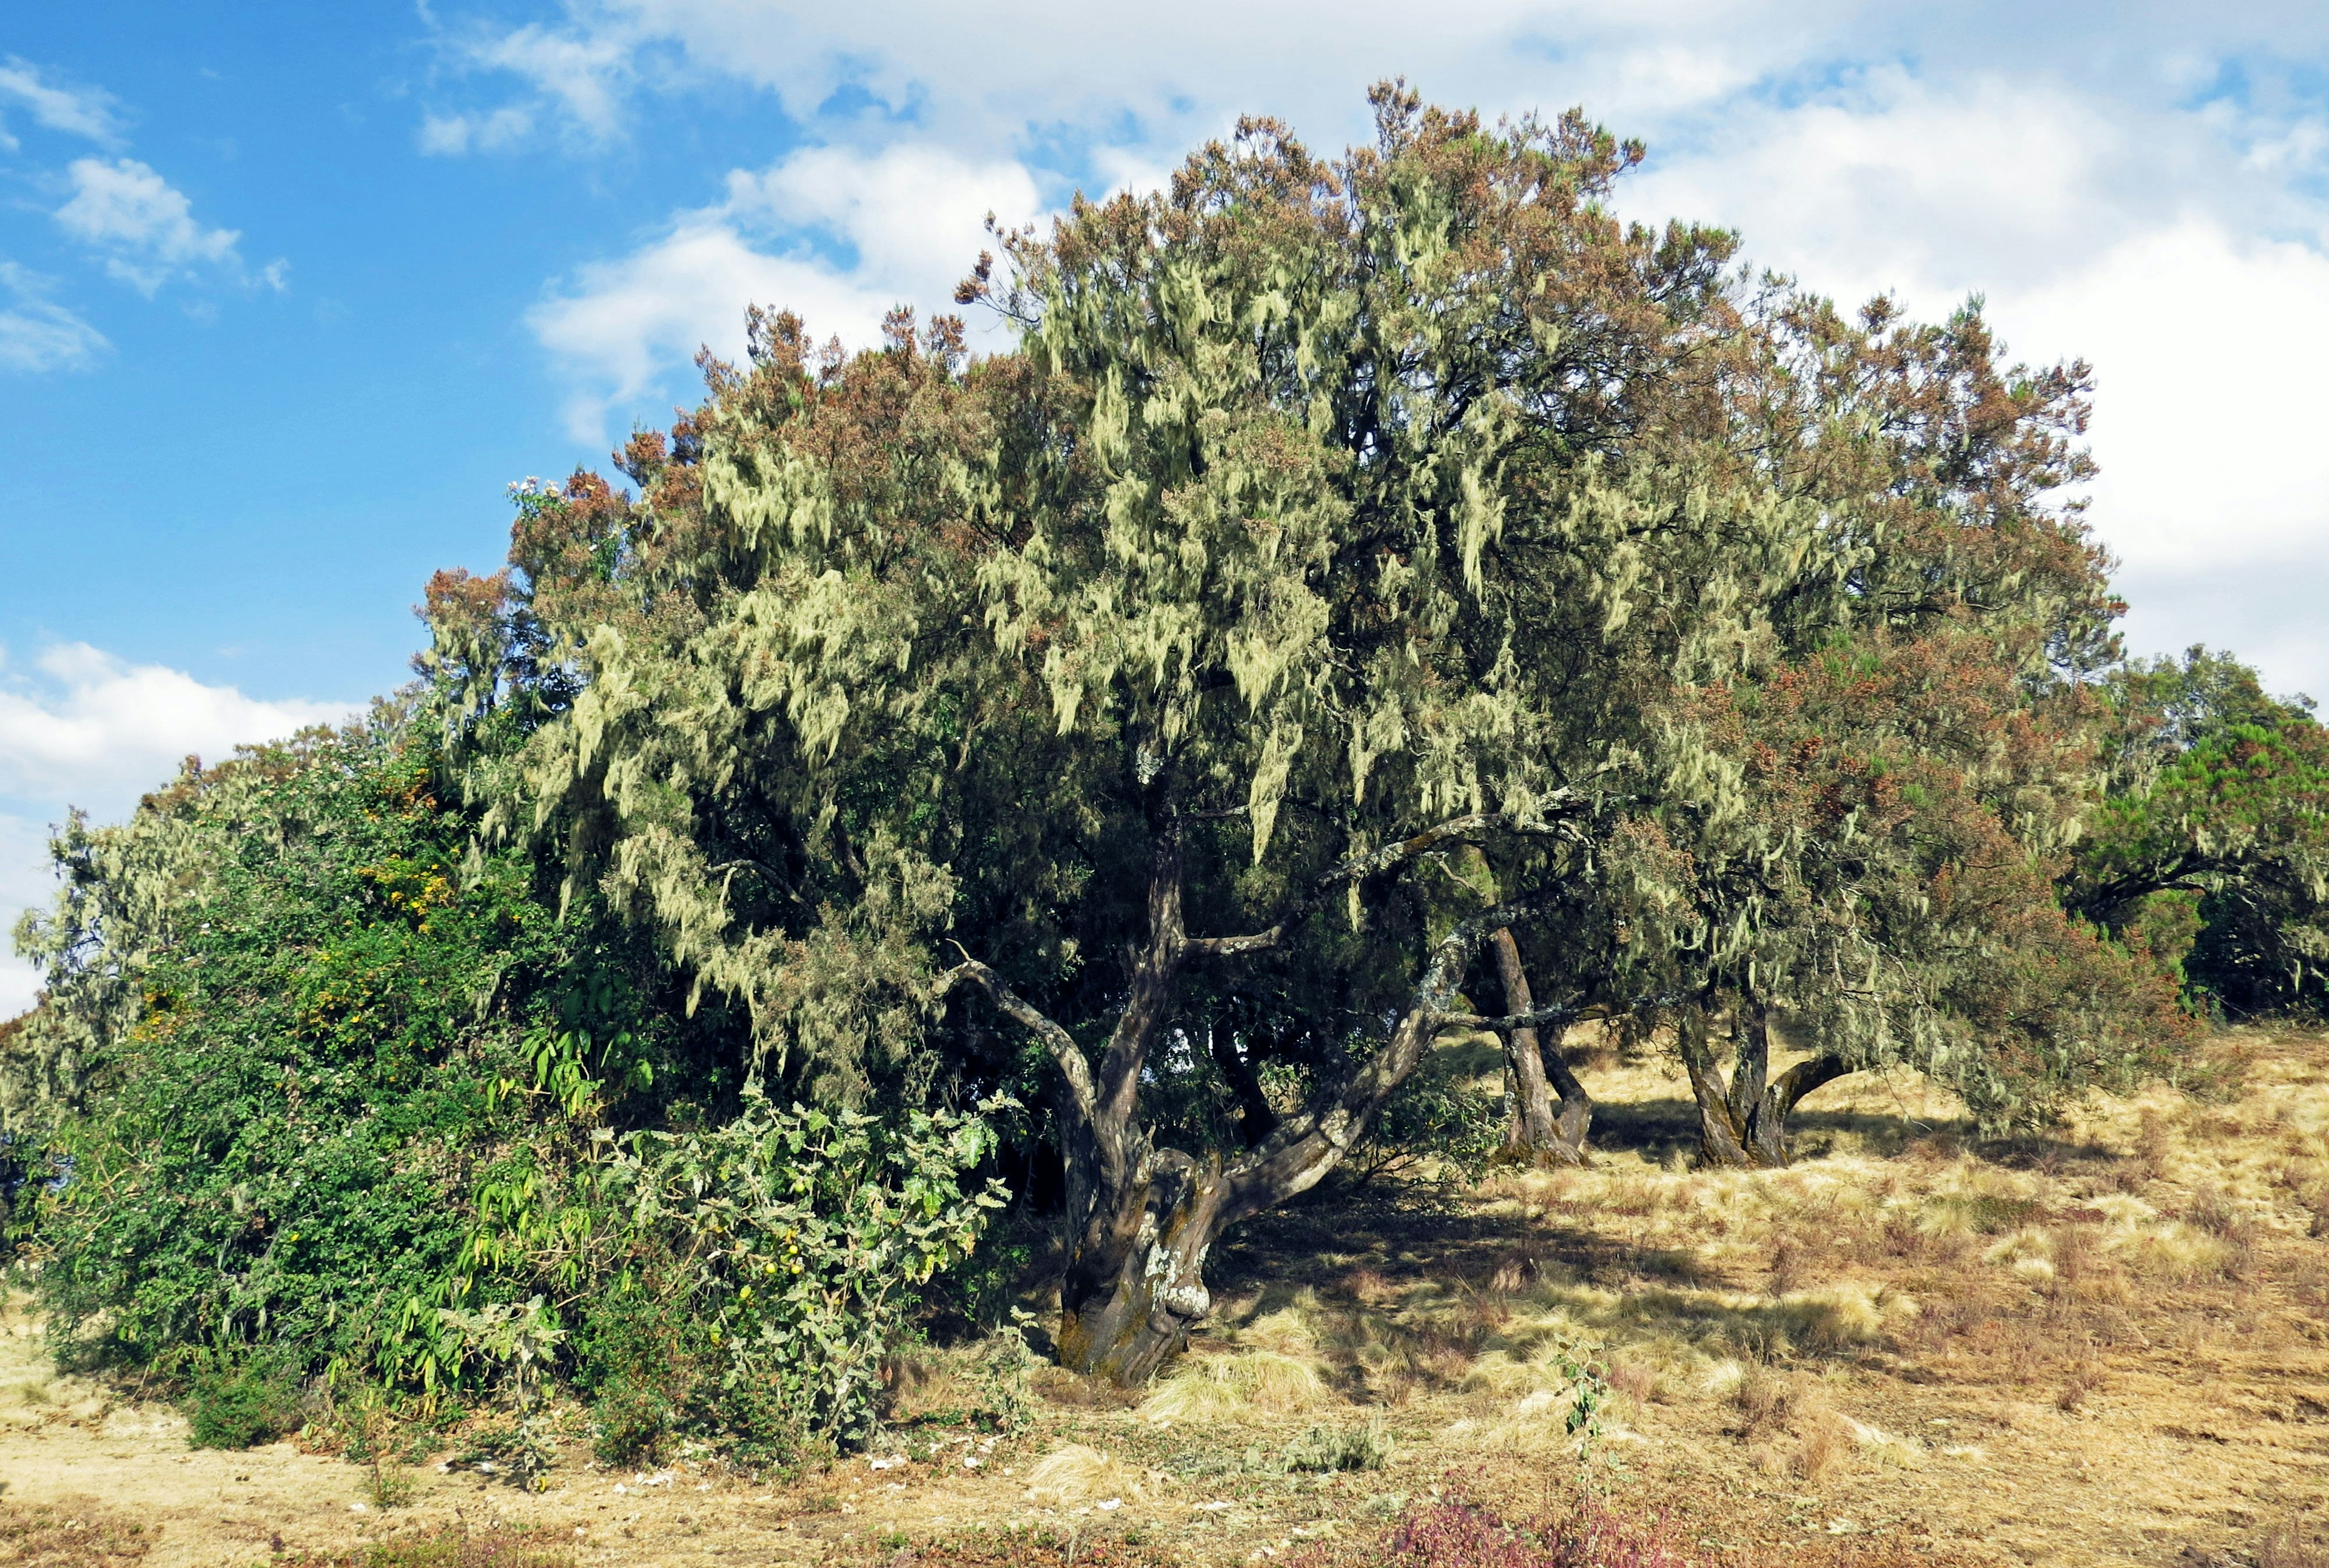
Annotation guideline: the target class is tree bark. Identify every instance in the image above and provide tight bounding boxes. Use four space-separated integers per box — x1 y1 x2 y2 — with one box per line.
1491 928 1591 1166
1678 996 1850 1169
1054 1145 1227 1383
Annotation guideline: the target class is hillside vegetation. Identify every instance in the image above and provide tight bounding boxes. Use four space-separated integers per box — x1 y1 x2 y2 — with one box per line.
2 86 2325 1566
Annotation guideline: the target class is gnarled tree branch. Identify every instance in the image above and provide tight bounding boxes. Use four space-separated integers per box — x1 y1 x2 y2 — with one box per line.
938 957 1098 1132
1217 902 1537 1223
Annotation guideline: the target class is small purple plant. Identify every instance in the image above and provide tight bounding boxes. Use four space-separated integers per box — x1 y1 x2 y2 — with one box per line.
1382 1485 1692 1568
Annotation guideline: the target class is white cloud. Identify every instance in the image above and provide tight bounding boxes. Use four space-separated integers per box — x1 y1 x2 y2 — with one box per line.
0 260 107 372
53 157 243 295
0 54 124 146
472 19 638 142
0 643 355 809
1626 70 2137 298
419 105 536 155
531 143 1040 436
420 13 642 152
2001 221 2329 570
0 644 360 1019
0 812 56 1017
421 0 1891 172
1616 71 2329 693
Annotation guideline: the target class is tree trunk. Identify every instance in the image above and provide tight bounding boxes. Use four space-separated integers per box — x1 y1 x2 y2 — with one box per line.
1054 1146 1226 1383
1052 907 1522 1380
1491 928 1591 1165
944 812 1562 1385
1208 1025 1278 1149
1678 997 1850 1169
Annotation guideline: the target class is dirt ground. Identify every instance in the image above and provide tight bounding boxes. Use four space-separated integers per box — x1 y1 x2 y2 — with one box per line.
2 1030 2325 1567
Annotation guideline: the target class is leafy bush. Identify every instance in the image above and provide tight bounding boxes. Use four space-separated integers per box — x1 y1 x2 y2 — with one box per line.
10 717 687 1403
1344 1044 1504 1185
186 1354 301 1449
596 1086 1008 1455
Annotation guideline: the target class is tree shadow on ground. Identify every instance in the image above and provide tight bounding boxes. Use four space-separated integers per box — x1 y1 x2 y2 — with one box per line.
1585 1088 2116 1171
1209 1178 1727 1308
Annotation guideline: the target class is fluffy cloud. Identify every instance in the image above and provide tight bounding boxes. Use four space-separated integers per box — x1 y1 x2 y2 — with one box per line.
0 54 124 147
53 156 244 294
1625 71 2137 297
531 144 1041 436
0 643 355 807
425 0 1850 152
0 260 107 372
2005 222 2329 570
0 644 358 1017
1621 70 2329 693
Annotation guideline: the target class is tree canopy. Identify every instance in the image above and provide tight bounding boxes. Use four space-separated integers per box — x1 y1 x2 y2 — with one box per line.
391 90 2200 1376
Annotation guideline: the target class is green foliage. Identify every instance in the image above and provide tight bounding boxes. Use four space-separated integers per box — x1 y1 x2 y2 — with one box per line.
7 702 999 1459
2078 647 2329 1017
1631 627 2202 1126
434 1298 565 1486
1280 1418 1393 1472
186 1354 301 1449
1345 1042 1504 1184
598 1085 1007 1453
969 1314 1041 1435
7 714 685 1404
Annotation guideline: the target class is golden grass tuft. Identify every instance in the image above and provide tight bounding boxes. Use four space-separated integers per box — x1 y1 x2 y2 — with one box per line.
1842 1415 1926 1469
1020 1443 1156 1507
2116 1219 2233 1280
1139 1347 1330 1424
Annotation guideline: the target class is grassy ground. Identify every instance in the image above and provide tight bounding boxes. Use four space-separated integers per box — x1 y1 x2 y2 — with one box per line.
1 1030 2326 1566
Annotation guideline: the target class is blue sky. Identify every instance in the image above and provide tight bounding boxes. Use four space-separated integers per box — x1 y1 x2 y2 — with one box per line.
5 1 2329 1009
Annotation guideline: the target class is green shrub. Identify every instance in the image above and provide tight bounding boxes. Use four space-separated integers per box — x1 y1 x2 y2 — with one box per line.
599 1085 1010 1455
590 1372 673 1469
13 718 693 1397
187 1357 301 1449
12 710 1007 1465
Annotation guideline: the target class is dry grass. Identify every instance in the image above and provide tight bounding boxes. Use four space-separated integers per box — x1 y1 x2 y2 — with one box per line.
7 1028 2328 1567
1138 1348 1330 1425
1018 1443 1159 1507
2259 1518 2329 1568
0 1501 153 1566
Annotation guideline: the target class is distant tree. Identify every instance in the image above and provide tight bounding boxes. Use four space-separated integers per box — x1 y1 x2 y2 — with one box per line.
2072 647 2328 1017
435 88 2202 1376
1635 625 2197 1163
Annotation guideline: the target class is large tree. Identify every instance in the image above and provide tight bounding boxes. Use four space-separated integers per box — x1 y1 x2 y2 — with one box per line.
440 90 2196 1377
